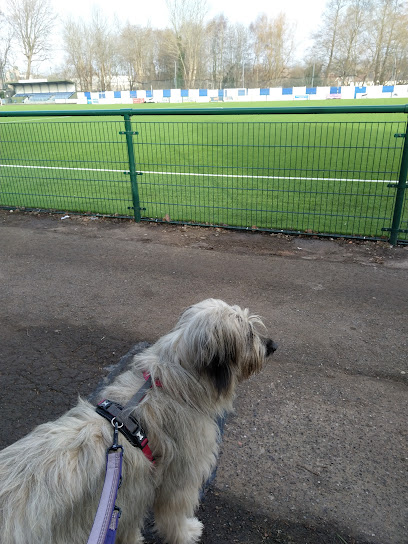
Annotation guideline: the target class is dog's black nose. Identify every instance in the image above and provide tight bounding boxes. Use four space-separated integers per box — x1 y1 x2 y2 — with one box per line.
266 339 278 356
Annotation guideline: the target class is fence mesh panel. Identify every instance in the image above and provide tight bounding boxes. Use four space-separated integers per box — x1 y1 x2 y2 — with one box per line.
0 119 133 216
0 113 407 242
134 120 406 239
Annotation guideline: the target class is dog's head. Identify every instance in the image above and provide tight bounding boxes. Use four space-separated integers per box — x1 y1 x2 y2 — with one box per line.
175 299 277 396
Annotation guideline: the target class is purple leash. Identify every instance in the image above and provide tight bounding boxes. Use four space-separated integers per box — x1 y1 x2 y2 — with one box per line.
87 423 123 544
88 377 155 543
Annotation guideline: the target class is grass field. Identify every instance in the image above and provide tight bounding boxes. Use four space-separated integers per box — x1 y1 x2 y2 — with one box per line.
1 98 407 240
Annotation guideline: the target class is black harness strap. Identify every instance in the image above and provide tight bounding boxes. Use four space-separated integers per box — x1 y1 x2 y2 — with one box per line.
96 376 155 462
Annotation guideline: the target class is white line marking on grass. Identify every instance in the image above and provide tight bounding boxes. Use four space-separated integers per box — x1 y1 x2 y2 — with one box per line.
0 163 395 183
0 163 122 173
141 170 394 184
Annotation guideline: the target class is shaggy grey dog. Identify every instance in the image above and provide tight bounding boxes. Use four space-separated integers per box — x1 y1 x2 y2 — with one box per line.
0 299 277 544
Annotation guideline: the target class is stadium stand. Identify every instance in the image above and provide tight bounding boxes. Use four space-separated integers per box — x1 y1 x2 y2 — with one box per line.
26 92 74 102
7 79 76 104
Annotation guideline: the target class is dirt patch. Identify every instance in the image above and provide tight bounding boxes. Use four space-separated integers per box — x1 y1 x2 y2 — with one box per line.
3 207 408 268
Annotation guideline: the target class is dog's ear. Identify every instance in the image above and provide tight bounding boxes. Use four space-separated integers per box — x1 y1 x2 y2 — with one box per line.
204 349 234 395
199 322 238 394
180 304 239 395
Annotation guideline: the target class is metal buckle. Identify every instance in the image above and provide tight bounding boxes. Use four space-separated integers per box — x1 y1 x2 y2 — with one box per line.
127 415 148 447
109 421 124 453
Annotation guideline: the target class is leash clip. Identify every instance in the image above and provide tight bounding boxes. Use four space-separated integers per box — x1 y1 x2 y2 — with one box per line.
109 420 124 453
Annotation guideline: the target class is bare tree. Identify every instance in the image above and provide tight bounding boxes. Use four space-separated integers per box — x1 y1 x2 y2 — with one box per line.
119 23 143 90
154 29 180 88
63 18 95 91
311 0 347 84
335 0 369 83
0 9 13 89
27 0 408 90
249 13 295 87
63 9 119 92
392 10 408 83
90 8 117 91
166 0 208 87
7 0 56 79
367 0 407 84
206 15 228 89
118 23 161 90
310 0 408 85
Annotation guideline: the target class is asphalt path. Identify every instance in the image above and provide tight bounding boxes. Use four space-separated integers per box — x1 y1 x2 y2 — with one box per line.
0 209 407 544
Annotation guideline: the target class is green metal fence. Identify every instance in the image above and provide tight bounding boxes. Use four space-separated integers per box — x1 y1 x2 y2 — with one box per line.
1 105 407 244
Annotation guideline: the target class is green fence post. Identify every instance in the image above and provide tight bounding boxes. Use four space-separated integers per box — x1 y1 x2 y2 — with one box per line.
122 113 141 222
389 121 408 245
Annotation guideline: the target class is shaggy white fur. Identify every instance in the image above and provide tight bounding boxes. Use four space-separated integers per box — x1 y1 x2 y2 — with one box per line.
0 298 277 544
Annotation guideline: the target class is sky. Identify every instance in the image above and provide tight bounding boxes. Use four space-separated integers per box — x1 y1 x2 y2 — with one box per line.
54 0 327 31
22 0 328 73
